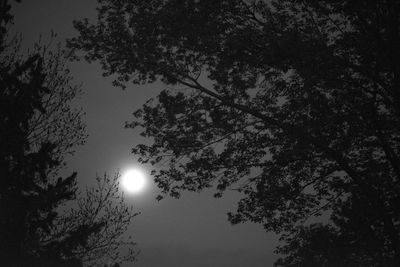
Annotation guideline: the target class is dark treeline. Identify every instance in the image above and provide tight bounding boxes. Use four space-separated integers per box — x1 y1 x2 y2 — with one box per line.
0 1 136 266
70 0 400 266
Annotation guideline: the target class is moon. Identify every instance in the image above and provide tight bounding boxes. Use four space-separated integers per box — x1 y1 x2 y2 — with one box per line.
121 169 147 194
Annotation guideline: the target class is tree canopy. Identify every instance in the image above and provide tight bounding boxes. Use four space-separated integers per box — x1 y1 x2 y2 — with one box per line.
70 0 400 265
0 2 136 265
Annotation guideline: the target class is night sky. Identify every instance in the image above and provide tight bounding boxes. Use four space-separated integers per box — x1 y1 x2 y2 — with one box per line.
12 1 278 266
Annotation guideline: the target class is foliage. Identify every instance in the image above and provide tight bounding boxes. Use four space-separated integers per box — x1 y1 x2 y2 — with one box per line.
0 2 137 265
0 36 79 266
45 173 138 267
274 224 350 267
27 41 87 163
275 195 396 266
70 0 400 264
2 35 87 164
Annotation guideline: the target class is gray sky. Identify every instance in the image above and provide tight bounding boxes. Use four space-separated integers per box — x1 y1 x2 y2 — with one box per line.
12 1 279 266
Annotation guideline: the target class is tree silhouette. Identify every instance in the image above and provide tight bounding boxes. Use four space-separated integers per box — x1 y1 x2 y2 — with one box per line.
42 173 138 267
0 2 137 266
274 196 397 266
70 0 400 264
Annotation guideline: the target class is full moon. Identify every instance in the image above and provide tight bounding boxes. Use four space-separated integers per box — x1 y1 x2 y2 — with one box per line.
121 169 146 194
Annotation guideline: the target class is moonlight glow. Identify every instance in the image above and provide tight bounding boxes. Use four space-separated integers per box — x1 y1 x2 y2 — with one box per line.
121 169 146 194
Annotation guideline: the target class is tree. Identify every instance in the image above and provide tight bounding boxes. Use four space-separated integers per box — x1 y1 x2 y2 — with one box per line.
275 194 395 266
70 0 400 264
0 37 80 267
0 2 137 265
274 224 350 267
43 173 138 267
2 35 87 166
